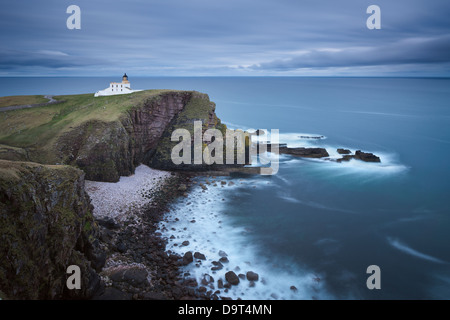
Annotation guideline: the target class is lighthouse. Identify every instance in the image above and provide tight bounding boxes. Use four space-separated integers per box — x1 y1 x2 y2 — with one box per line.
94 73 141 97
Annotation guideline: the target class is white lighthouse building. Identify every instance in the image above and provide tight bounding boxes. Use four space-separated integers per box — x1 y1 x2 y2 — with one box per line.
94 74 141 97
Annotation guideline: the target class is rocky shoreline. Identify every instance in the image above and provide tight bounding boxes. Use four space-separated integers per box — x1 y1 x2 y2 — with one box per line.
89 145 381 300
92 172 217 300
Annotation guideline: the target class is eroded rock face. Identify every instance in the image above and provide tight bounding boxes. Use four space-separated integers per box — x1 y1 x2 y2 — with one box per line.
0 160 104 299
57 91 225 182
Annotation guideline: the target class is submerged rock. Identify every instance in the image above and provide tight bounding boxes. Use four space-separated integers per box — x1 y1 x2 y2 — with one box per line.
246 271 259 281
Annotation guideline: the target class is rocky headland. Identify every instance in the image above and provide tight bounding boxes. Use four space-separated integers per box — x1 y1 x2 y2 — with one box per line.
0 89 381 300
0 90 233 299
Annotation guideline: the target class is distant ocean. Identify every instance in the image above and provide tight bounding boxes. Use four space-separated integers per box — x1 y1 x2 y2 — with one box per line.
2 77 450 299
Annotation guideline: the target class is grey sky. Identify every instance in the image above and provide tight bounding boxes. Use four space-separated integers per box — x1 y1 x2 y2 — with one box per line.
1 0 449 76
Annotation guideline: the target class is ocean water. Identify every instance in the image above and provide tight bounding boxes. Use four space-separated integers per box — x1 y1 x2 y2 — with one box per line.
1 77 450 299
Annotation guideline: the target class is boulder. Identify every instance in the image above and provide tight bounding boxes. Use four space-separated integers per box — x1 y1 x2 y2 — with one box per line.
225 271 240 285
246 271 259 281
109 267 149 288
194 252 206 260
182 251 193 265
211 261 223 271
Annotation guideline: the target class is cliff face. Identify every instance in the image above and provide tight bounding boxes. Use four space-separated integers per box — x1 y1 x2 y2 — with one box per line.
56 91 225 182
0 90 229 299
0 160 104 299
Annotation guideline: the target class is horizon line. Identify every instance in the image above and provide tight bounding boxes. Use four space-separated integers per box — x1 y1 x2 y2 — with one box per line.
0 75 449 79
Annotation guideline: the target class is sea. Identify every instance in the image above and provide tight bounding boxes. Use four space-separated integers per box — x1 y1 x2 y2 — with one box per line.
1 77 449 300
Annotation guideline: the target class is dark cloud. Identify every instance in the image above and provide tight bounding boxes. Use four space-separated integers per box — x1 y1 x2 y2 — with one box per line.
249 35 450 70
0 49 108 69
0 0 449 76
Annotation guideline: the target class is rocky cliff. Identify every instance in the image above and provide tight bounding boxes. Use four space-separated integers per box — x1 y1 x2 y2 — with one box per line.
0 160 104 299
54 91 226 181
0 90 230 299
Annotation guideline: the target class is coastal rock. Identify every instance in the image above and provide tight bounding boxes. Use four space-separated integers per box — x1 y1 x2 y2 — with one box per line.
218 250 228 257
97 217 120 230
280 147 329 158
354 150 381 162
211 261 223 271
108 267 149 288
246 271 259 281
201 274 214 285
183 251 194 265
0 160 104 299
336 150 381 163
336 155 354 163
194 252 206 260
225 271 240 286
337 148 351 155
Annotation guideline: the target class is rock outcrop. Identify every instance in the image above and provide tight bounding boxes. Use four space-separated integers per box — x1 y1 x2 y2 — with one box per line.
0 160 104 299
336 150 381 163
337 148 351 155
56 91 227 181
279 147 329 158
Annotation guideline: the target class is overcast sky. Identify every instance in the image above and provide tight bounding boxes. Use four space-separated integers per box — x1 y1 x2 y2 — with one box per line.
1 0 450 76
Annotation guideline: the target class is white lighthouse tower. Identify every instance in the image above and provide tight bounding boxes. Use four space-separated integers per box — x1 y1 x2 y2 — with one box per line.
94 74 141 97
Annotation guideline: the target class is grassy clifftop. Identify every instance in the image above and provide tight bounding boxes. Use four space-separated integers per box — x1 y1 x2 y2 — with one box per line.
0 95 49 108
0 90 168 162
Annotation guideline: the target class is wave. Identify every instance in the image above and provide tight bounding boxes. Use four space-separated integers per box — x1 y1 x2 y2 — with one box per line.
276 191 356 214
339 110 420 118
159 180 332 300
387 237 446 264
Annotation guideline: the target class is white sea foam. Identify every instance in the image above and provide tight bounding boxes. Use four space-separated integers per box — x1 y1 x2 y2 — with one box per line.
158 178 331 300
387 237 446 264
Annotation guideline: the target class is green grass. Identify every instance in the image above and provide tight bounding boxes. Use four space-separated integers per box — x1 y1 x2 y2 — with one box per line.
0 95 50 108
0 90 173 149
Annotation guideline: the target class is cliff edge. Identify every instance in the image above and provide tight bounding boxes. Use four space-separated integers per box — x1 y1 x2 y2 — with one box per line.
0 90 228 182
0 160 104 299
